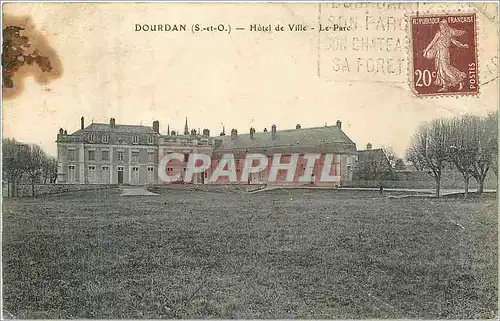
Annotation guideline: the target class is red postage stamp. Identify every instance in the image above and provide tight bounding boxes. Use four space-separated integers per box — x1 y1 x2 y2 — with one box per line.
409 13 478 97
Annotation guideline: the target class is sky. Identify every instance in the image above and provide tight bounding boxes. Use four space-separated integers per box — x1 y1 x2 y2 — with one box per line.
2 2 498 157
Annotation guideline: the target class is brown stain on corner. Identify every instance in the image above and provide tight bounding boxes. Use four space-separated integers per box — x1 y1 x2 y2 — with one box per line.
2 14 63 100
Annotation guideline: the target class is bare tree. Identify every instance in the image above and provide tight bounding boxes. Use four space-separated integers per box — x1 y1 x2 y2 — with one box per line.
25 144 47 197
448 115 477 199
381 146 397 168
467 112 498 193
406 119 451 198
42 156 58 184
485 111 498 179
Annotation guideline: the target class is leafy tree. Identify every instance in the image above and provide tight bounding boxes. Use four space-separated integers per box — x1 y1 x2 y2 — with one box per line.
2 138 29 197
354 148 395 181
394 158 405 170
25 144 47 197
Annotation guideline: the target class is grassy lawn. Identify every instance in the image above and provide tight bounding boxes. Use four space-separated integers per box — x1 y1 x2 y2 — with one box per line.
2 189 498 319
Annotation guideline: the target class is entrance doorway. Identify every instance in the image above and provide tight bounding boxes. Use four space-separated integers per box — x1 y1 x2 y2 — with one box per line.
117 167 124 184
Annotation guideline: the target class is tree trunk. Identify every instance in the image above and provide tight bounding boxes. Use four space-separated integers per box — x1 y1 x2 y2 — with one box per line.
435 176 441 198
31 182 35 197
473 175 485 194
7 181 10 198
464 176 469 199
478 180 484 194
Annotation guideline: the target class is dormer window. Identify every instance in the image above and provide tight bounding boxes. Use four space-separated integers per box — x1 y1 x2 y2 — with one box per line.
88 134 95 142
102 134 109 143
148 136 154 144
133 135 139 144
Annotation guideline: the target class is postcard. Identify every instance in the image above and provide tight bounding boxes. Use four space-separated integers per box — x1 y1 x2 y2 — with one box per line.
2 2 498 319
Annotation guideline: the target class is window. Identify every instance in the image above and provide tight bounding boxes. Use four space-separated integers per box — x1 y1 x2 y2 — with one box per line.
102 150 109 161
148 152 155 162
132 151 139 163
117 151 124 161
132 167 139 183
147 167 155 183
88 134 95 142
102 134 109 143
68 149 75 161
88 165 96 184
88 150 95 161
68 165 76 182
102 166 110 184
133 135 139 144
148 136 154 144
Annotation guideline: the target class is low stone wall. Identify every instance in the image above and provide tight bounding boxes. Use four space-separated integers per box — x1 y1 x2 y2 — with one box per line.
3 184 117 197
149 184 266 193
150 176 498 193
342 178 498 190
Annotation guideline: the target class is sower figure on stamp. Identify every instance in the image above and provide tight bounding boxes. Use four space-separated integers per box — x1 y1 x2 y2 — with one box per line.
423 19 469 92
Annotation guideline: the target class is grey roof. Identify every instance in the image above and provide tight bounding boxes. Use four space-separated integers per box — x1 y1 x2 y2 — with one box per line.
214 125 356 152
71 123 156 135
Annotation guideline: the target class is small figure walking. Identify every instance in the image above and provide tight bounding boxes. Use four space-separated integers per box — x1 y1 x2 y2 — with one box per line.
379 182 384 195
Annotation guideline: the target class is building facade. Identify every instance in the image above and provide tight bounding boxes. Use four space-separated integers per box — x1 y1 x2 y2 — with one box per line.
57 117 358 186
209 121 358 187
158 119 215 184
56 117 160 185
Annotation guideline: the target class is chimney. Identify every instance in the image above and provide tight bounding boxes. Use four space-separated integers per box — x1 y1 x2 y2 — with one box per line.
202 128 210 136
231 129 238 140
271 124 277 140
249 127 256 139
110 118 116 127
336 120 342 129
191 129 197 136
153 120 159 133
81 117 85 130
220 126 226 136
64 130 67 135
296 124 301 130
366 143 372 150
59 128 64 135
